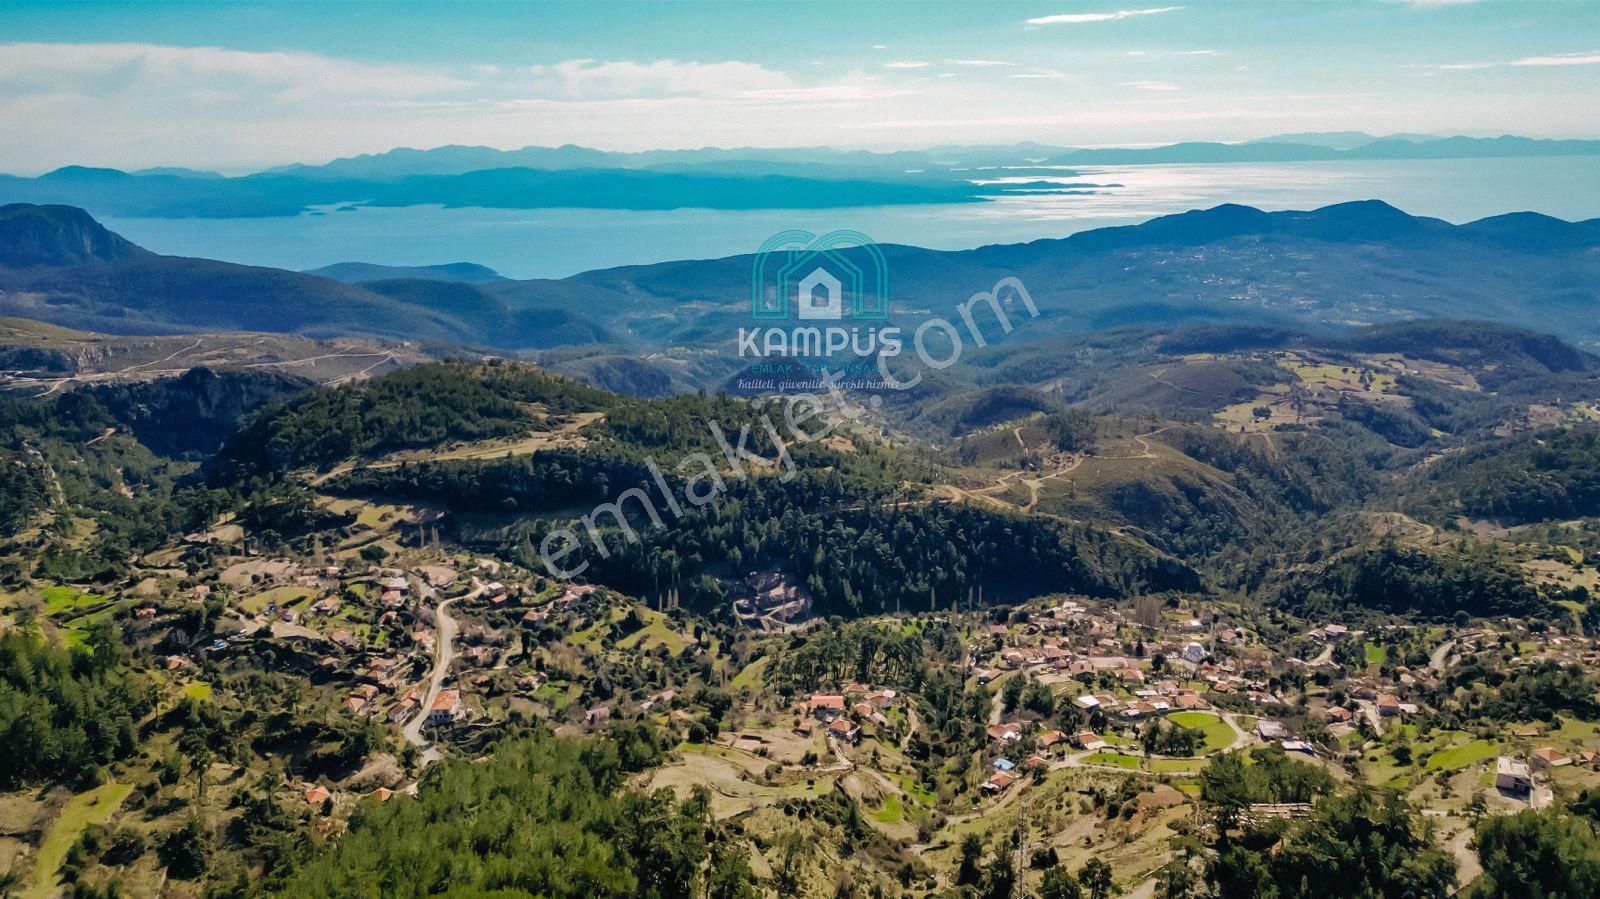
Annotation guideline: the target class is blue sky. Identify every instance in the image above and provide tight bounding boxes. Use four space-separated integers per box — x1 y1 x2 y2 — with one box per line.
0 0 1596 172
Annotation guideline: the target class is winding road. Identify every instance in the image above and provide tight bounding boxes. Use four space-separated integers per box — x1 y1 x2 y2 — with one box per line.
402 576 482 767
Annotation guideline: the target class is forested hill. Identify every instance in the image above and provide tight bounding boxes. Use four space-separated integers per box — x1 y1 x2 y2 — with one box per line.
203 360 1200 614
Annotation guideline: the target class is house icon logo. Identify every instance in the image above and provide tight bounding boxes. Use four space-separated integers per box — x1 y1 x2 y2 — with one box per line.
752 230 888 322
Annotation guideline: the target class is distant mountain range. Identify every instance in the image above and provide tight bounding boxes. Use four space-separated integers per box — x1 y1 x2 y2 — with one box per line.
1 200 1596 395
0 134 1595 219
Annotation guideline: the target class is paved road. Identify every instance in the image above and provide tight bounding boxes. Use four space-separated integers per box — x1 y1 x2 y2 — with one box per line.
402 576 481 767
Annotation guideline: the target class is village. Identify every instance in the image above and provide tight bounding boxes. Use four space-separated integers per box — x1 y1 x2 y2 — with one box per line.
91 515 1600 893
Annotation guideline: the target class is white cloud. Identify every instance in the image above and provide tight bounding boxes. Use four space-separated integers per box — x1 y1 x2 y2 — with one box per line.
1122 80 1180 90
1026 7 1183 26
523 59 790 100
1176 49 1221 56
1514 51 1600 67
945 59 1016 67
882 60 931 69
1402 0 1482 7
0 41 470 104
1009 68 1074 80
1408 50 1600 72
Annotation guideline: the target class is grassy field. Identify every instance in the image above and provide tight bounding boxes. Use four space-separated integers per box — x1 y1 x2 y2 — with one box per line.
1366 644 1389 667
25 782 133 899
1426 740 1498 772
616 610 687 654
1151 758 1205 774
40 586 108 616
1168 711 1234 754
1083 752 1141 770
240 585 314 615
730 656 771 692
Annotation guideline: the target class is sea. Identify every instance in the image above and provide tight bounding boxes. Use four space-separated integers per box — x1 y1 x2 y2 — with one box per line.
100 156 1600 280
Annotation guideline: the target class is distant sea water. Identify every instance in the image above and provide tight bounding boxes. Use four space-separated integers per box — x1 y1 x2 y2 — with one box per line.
102 157 1600 280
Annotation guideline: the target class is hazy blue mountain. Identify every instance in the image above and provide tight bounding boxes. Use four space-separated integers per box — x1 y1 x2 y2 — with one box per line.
130 167 226 179
305 261 507 284
6 135 1597 219
0 165 989 218
0 202 151 267
1045 135 1600 166
1248 131 1440 150
2 202 1597 379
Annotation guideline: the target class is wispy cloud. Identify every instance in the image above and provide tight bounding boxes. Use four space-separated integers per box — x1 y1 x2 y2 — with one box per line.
1122 80 1180 91
0 41 471 103
945 59 1016 67
882 60 931 69
1514 51 1600 67
524 59 791 100
1027 6 1182 26
1407 50 1600 71
1008 67 1074 80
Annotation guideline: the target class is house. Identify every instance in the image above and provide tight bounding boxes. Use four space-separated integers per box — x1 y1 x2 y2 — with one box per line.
986 723 1023 743
1533 747 1571 769
585 706 612 728
827 717 860 743
669 709 695 725
1495 756 1533 794
982 771 1016 794
1075 732 1107 751
809 694 846 720
1025 755 1050 771
1322 624 1348 641
388 697 416 724
1256 720 1288 740
135 607 157 619
1281 740 1316 757
1376 694 1401 717
1182 642 1208 665
371 787 394 802
303 785 332 806
1037 730 1065 749
1325 706 1353 723
427 689 462 726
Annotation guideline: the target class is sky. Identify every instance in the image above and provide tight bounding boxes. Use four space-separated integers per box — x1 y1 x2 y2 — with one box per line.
0 0 1597 173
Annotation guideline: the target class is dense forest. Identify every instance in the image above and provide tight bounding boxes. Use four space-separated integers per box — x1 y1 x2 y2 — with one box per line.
266 731 756 899
0 622 152 789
